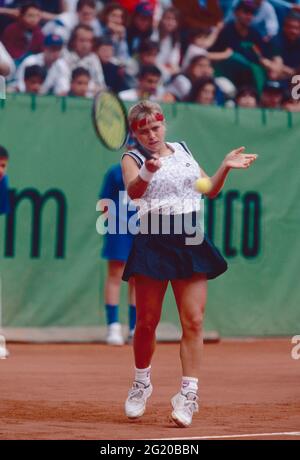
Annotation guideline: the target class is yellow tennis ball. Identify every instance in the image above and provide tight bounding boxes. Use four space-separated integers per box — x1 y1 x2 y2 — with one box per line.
194 177 212 194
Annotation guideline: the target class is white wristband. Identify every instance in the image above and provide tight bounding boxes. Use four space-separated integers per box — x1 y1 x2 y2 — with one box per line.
138 163 154 182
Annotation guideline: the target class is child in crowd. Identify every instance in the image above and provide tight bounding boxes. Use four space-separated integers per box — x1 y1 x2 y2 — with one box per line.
155 7 181 79
235 85 258 107
69 66 90 97
99 2 129 64
23 64 46 93
187 76 217 105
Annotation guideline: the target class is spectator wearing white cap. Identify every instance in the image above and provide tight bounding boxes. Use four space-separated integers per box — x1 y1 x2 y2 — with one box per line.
12 33 64 93
48 24 105 96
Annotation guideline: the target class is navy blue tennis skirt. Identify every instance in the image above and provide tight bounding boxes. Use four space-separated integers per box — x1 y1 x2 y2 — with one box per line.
122 212 227 281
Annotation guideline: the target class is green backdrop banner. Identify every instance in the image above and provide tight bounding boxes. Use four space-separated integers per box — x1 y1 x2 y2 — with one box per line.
1 95 300 336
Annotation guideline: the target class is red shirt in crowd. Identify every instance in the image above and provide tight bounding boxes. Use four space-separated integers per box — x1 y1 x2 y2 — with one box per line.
1 20 44 60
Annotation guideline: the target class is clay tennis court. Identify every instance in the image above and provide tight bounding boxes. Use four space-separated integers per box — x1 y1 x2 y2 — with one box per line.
0 339 299 440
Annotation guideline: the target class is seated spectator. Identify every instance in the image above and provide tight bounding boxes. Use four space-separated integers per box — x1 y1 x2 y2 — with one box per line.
138 39 159 66
265 12 300 82
209 0 277 91
166 55 214 101
187 76 218 105
0 40 15 78
260 80 285 108
53 24 105 95
68 66 90 97
1 1 44 64
42 0 101 42
23 64 46 93
99 2 129 64
182 24 229 69
94 36 129 93
167 53 235 102
130 39 170 79
225 0 279 40
123 38 165 85
0 0 63 34
118 64 169 101
127 2 154 55
154 7 181 79
13 33 64 93
235 85 259 106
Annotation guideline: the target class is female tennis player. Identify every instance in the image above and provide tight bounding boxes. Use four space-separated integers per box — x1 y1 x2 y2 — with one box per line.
121 100 257 427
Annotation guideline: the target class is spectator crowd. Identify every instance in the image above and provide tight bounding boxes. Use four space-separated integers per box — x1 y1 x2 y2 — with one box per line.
1 0 300 110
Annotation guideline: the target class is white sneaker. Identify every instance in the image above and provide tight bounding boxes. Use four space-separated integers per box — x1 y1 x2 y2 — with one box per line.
171 392 199 427
125 381 153 419
0 345 9 359
106 322 124 346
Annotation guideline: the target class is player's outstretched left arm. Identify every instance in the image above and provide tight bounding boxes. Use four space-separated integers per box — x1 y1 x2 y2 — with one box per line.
202 147 258 199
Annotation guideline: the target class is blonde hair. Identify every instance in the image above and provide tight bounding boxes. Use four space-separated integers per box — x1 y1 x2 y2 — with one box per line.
128 100 164 130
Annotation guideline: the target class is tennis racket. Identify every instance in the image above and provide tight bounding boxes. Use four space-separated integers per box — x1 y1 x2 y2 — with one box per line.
92 90 153 159
92 90 128 151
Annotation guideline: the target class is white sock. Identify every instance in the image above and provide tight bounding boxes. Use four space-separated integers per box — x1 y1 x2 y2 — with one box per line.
181 376 198 396
135 365 151 387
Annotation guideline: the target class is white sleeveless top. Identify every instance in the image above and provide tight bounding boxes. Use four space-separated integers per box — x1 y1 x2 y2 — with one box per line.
122 142 202 216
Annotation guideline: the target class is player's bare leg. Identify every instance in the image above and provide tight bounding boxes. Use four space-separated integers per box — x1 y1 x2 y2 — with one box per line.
125 275 168 418
134 274 168 368
170 274 207 426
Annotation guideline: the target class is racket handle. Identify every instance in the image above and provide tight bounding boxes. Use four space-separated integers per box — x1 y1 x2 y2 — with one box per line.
136 142 153 160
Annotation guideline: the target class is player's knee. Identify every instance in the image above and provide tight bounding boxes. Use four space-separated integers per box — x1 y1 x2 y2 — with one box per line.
182 313 204 336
